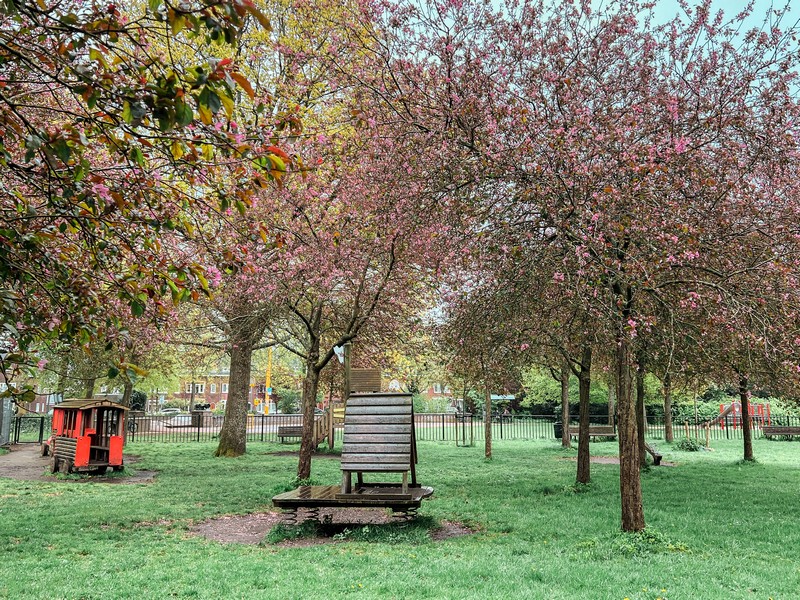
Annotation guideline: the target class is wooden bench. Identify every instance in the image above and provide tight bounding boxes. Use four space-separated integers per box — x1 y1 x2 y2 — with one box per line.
566 425 617 440
762 426 800 439
644 442 662 466
338 393 416 499
277 425 303 443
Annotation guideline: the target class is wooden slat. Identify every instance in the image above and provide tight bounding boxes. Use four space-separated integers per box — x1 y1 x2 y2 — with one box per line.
343 434 410 444
343 444 411 454
344 424 412 434
272 485 431 508
345 405 412 415
341 463 411 471
763 426 800 435
350 369 382 392
336 492 413 501
347 396 411 407
345 415 412 425
342 453 410 464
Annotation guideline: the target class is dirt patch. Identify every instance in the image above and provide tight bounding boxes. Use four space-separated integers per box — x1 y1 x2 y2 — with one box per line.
191 512 286 545
0 444 157 483
190 510 477 546
430 520 476 541
561 455 676 467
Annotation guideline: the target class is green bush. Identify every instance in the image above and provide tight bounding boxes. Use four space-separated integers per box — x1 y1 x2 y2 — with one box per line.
676 437 701 452
277 389 300 414
130 390 147 411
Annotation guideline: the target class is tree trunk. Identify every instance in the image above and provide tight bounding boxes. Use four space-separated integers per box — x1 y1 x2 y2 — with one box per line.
298 347 322 479
121 379 133 407
663 372 674 443
576 346 592 484
617 335 644 531
560 360 571 449
636 358 646 467
214 338 254 457
84 377 96 399
607 376 616 426
739 374 754 462
484 386 492 459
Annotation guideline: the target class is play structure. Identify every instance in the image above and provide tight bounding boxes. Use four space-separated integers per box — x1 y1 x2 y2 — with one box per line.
43 399 128 474
272 391 433 520
714 401 771 429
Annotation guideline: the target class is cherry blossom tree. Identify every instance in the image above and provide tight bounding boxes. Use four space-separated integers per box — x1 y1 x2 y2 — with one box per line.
0 0 285 392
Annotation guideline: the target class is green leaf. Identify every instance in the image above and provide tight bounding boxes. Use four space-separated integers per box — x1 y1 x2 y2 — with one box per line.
130 300 145 317
54 139 70 163
122 101 132 124
199 87 222 114
129 147 144 167
175 99 194 127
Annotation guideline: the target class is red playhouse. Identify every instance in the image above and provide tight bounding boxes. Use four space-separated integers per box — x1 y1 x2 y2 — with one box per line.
43 399 128 474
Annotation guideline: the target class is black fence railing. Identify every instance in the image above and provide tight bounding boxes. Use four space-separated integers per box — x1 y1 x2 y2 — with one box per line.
9 415 49 444
10 412 800 446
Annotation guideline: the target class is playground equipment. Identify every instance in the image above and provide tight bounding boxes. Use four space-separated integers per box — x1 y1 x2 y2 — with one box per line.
716 401 770 429
43 399 128 474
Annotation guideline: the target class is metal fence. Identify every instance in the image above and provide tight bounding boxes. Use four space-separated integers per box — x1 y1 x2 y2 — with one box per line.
9 412 800 446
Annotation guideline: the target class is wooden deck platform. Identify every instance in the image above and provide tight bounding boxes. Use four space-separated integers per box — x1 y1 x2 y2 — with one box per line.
272 485 434 513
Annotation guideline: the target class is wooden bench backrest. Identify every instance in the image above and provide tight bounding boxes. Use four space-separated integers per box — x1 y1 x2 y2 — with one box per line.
763 426 800 435
341 393 413 472
350 369 382 393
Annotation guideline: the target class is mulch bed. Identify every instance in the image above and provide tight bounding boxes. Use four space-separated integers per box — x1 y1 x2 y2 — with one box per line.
189 510 476 547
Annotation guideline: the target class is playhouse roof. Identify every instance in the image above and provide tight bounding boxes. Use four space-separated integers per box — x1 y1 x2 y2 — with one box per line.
55 399 129 411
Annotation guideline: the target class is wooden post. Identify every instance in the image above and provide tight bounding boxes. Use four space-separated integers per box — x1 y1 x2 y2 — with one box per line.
328 402 334 449
343 342 351 400
684 421 690 439
705 422 710 449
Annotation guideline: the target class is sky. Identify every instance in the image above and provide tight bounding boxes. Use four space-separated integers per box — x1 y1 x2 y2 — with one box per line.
649 0 800 28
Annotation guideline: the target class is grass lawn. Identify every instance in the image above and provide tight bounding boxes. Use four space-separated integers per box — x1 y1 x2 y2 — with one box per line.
1 437 798 599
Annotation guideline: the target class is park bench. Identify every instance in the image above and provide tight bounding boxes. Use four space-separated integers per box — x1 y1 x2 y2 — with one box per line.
277 425 303 442
644 442 662 466
762 426 800 439
567 424 617 440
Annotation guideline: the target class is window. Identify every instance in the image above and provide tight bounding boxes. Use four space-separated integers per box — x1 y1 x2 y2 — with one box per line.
185 383 192 394
194 383 205 394
433 383 442 394
222 383 229 394
210 383 217 394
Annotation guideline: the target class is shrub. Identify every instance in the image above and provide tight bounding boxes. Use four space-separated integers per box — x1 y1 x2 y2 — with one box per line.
676 437 701 452
130 390 147 411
